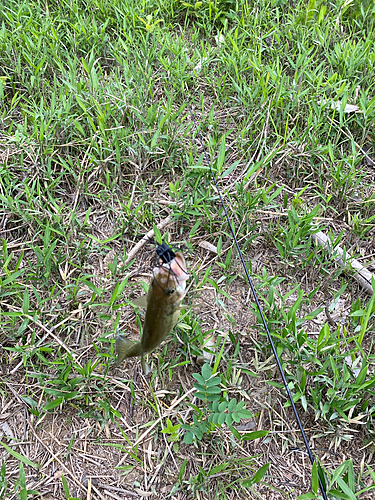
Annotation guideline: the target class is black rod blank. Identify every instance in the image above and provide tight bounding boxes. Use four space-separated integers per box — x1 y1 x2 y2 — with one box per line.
186 101 328 500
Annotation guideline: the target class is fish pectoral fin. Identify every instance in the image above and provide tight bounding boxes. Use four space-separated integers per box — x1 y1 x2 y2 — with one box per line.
131 295 148 308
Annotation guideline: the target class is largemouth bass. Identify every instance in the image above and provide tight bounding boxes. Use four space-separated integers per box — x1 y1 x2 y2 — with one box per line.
115 252 189 374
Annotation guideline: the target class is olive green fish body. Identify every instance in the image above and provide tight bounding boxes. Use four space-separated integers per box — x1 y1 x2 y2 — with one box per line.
116 252 189 373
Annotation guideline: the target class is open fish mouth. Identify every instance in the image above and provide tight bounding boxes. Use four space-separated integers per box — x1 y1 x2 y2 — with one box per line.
153 253 190 293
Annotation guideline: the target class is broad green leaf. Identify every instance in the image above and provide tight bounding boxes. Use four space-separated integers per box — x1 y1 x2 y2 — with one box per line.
221 159 240 178
242 463 269 487
21 396 38 408
336 477 357 500
0 442 38 468
22 288 29 314
312 461 318 494
110 282 119 306
242 430 269 441
2 269 24 286
206 376 221 387
358 290 375 345
184 432 194 444
231 412 240 423
150 130 160 149
251 463 270 484
218 401 227 412
327 489 351 499
81 279 101 296
43 397 64 411
218 413 226 425
228 424 241 440
179 459 187 482
237 409 253 418
201 363 213 380
208 463 228 475
205 386 221 394
61 475 70 498
153 224 162 244
228 398 236 411
355 364 368 386
215 136 226 173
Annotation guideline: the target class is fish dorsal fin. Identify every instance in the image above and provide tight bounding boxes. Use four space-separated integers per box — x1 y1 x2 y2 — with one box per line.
132 295 148 308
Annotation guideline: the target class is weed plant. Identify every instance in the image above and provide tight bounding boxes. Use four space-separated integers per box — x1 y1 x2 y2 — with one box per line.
0 0 375 498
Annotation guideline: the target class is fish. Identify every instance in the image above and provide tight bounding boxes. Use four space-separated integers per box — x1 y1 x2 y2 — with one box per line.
115 252 189 374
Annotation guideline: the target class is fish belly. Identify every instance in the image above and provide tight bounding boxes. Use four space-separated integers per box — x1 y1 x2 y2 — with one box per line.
141 303 180 354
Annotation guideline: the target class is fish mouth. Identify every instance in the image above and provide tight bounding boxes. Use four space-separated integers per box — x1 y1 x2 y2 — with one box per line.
162 260 189 279
153 253 189 293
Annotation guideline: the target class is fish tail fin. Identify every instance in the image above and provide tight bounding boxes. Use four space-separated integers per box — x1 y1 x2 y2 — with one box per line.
115 336 143 364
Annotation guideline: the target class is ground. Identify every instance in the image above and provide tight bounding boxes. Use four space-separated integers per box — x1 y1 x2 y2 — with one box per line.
0 0 375 499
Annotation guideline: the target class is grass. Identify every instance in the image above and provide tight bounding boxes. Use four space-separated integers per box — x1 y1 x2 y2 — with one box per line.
0 0 375 498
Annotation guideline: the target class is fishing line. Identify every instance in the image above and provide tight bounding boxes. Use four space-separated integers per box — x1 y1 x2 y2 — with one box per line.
185 100 328 500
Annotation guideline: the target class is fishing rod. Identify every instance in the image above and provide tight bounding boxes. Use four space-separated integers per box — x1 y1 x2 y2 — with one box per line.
185 99 329 500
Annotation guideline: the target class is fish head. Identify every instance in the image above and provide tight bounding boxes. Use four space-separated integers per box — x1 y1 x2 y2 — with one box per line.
152 251 189 302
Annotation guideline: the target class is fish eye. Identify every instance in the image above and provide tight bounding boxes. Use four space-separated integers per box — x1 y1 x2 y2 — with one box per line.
167 288 175 295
